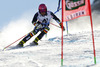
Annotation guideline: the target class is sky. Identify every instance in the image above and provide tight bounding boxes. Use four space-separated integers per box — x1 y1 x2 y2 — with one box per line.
0 0 94 31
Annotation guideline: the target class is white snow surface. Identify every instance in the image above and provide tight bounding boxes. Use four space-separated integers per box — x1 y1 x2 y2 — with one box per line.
0 30 100 67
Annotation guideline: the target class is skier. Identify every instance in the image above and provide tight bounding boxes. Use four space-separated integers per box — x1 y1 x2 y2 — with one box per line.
17 3 65 47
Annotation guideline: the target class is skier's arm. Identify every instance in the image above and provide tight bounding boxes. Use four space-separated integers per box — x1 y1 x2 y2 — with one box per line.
50 12 61 24
50 12 65 31
32 12 38 26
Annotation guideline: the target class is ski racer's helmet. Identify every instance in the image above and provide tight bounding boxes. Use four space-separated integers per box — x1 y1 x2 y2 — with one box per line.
38 4 47 16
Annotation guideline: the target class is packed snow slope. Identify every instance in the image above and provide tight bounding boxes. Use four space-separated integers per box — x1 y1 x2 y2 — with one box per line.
0 0 100 67
0 30 100 67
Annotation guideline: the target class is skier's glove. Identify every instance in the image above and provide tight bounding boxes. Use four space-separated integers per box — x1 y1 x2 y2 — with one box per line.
59 23 65 31
36 24 43 29
33 21 41 27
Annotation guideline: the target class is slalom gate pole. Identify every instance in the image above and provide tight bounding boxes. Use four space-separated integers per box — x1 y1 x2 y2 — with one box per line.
88 0 96 64
54 8 62 14
57 0 61 11
66 21 68 34
2 34 26 51
61 0 64 66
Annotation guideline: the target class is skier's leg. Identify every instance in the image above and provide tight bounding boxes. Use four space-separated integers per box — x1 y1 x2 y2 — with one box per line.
17 29 39 47
33 27 50 45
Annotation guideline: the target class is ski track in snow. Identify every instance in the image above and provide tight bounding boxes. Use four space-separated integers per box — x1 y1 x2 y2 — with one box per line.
0 30 100 67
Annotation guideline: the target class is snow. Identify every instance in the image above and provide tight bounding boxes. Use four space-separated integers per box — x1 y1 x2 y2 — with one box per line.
0 30 100 67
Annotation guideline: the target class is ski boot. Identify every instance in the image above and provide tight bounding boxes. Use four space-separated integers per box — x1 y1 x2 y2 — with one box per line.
33 41 38 45
17 41 24 47
29 41 38 46
31 37 39 45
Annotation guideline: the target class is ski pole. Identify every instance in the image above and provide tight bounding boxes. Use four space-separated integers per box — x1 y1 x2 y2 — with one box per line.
2 34 26 51
50 23 60 28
